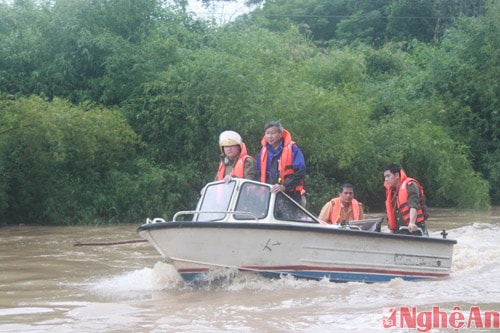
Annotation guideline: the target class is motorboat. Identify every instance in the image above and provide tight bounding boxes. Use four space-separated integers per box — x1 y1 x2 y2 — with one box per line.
137 178 456 283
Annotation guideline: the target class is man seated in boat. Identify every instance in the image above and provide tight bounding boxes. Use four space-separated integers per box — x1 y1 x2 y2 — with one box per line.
317 183 364 225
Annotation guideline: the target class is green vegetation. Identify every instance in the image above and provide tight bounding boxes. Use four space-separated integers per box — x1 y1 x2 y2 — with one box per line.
0 0 498 225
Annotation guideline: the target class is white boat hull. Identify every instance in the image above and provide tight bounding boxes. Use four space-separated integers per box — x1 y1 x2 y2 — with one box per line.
138 221 455 283
138 179 456 283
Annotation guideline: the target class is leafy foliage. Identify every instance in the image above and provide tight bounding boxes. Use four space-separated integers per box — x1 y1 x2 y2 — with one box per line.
241 0 487 45
0 0 199 104
0 96 181 225
0 0 498 225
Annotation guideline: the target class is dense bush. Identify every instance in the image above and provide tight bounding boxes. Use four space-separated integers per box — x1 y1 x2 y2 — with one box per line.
0 96 191 225
0 0 497 225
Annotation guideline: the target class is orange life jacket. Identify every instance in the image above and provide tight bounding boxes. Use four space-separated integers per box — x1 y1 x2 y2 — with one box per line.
385 170 428 231
217 142 253 180
328 197 362 224
259 129 304 193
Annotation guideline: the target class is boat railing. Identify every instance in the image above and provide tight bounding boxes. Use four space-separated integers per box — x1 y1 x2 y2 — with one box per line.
172 210 259 222
146 217 167 224
344 218 383 232
396 226 428 237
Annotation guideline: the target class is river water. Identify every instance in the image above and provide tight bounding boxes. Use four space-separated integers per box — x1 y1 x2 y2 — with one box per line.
1 208 499 332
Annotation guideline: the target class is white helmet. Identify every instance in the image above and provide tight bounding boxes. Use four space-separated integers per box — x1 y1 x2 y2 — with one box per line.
219 130 242 148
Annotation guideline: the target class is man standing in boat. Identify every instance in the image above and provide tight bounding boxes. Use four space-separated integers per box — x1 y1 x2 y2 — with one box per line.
383 164 429 236
318 183 364 224
256 121 306 206
216 130 256 182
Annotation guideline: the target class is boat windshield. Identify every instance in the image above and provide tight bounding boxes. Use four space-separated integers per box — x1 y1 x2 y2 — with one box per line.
274 192 316 223
195 181 236 221
234 182 270 220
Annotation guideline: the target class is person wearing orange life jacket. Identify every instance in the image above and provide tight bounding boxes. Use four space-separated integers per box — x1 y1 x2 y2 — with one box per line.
256 121 306 206
384 164 429 236
216 130 256 183
318 183 364 225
